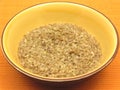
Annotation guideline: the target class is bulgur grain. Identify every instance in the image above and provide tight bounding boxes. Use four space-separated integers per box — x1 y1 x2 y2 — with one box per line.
18 23 102 78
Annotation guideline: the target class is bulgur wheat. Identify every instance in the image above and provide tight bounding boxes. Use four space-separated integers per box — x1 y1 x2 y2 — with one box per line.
18 23 102 78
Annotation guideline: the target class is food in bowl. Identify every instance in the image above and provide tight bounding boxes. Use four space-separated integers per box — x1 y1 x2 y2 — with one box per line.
1 2 118 82
18 23 102 78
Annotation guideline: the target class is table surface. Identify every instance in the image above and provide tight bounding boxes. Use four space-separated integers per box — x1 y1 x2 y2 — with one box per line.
0 0 120 90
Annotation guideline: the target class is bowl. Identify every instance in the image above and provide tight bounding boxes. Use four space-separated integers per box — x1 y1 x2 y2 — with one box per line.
1 2 118 82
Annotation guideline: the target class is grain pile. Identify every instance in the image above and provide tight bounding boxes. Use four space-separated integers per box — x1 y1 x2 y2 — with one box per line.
18 23 102 78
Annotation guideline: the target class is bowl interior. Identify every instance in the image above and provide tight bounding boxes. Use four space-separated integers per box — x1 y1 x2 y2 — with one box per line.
2 2 118 81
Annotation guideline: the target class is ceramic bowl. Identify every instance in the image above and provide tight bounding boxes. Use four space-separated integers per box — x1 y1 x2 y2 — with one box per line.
1 2 118 82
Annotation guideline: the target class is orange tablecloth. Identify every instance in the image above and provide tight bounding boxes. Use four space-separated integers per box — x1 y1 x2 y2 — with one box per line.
0 0 120 90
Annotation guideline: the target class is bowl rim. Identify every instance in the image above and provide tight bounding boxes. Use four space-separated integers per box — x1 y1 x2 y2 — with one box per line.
1 1 119 82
